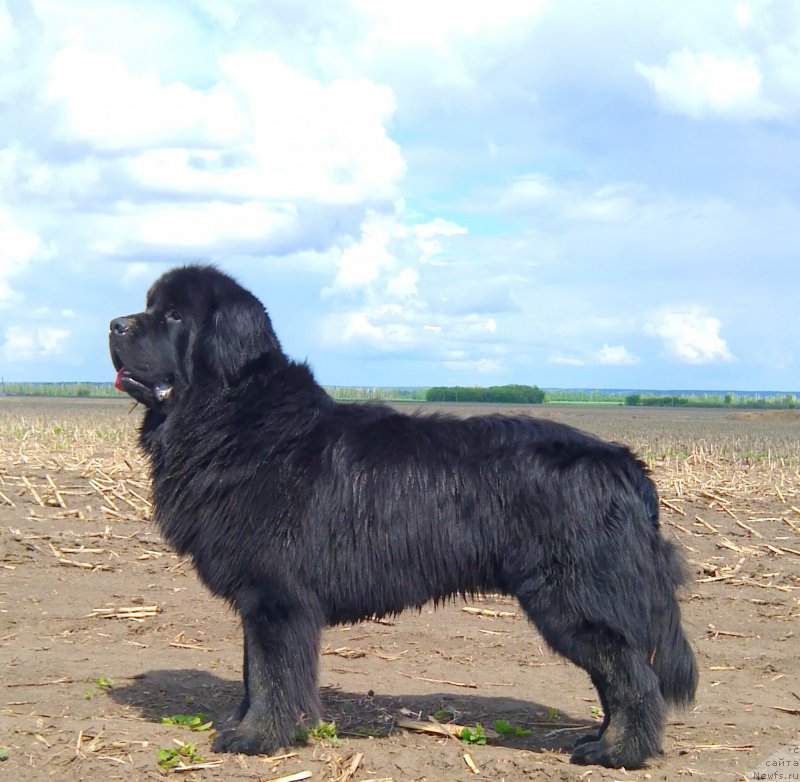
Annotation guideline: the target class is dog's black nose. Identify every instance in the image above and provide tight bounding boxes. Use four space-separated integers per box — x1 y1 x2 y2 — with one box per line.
110 317 132 335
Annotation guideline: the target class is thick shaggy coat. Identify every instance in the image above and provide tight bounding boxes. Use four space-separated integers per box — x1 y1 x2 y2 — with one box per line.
109 265 697 768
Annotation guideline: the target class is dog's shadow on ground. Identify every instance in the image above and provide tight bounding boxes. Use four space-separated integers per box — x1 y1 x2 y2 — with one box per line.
109 668 596 757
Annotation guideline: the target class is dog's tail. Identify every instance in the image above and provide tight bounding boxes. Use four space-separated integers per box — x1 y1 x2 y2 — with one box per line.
630 466 698 707
648 536 698 707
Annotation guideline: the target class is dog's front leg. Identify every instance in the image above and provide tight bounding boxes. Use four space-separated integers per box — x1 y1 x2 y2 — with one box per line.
214 590 323 756
237 633 250 721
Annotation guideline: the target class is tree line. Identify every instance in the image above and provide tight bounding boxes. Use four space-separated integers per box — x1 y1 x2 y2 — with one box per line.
623 393 798 409
425 384 546 404
1 382 797 409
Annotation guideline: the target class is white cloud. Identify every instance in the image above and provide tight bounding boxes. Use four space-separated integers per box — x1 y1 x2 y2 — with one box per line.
564 186 637 223
47 44 405 206
1 325 70 362
498 174 554 209
332 307 419 352
340 312 384 342
220 51 405 203
596 344 640 365
443 356 503 374
386 268 419 298
93 202 299 258
48 44 245 150
0 143 101 203
350 0 547 87
0 209 40 272
2 0 798 390
319 207 514 376
412 218 468 263
548 344 640 366
122 262 154 287
631 3 800 122
353 0 547 47
734 2 753 29
323 213 400 295
497 174 640 224
764 43 800 109
38 326 70 354
636 49 766 118
0 0 23 101
646 307 735 364
323 212 470 300
0 1 18 60
324 299 507 375
1 326 34 360
0 208 43 306
548 353 586 366
34 36 409 270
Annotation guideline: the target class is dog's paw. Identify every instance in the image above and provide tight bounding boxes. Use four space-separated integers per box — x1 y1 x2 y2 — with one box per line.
570 738 616 767
570 737 645 769
572 730 602 747
212 725 281 756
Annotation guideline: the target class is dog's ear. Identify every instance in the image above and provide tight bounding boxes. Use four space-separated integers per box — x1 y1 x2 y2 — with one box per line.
204 294 283 383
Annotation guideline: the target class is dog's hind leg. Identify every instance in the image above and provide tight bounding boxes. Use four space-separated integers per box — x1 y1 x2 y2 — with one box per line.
517 584 665 769
568 654 664 768
214 589 323 756
572 673 610 746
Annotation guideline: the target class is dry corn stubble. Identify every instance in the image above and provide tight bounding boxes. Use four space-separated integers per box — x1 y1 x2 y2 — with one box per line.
1 397 799 781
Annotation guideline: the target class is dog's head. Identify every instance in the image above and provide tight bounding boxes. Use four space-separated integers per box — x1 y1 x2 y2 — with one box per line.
109 265 281 409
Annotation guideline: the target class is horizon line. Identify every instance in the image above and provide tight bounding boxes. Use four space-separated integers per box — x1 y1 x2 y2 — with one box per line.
1 381 798 396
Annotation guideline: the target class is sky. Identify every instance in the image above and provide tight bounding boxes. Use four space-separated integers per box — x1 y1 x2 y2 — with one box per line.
1 0 800 391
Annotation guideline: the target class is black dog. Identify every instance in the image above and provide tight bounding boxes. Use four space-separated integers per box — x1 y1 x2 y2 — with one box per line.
109 265 696 768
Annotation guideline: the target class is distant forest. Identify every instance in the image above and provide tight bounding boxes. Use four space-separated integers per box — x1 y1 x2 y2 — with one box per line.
425 384 546 404
1 382 797 409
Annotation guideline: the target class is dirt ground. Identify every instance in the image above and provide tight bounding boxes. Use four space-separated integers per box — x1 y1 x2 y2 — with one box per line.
1 397 799 781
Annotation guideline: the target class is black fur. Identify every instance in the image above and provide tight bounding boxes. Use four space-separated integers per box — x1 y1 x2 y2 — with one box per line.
109 264 697 768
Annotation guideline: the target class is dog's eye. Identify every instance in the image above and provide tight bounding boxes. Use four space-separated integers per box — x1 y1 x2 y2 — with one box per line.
165 309 182 322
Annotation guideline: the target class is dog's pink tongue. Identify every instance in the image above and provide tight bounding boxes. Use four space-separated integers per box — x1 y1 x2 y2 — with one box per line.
115 368 126 391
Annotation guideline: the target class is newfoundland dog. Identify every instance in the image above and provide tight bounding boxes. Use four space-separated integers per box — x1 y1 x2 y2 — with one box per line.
109 264 696 768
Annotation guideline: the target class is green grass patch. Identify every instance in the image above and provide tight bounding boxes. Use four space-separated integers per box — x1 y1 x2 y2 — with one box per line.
432 707 457 722
459 724 487 745
161 714 213 732
84 676 113 699
157 741 203 771
494 719 531 737
296 720 339 744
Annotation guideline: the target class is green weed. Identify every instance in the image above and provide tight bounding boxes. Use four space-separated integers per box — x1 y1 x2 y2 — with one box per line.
161 714 213 732
459 725 487 745
494 719 531 737
309 721 339 742
351 727 379 737
157 741 203 770
297 720 339 744
84 676 113 699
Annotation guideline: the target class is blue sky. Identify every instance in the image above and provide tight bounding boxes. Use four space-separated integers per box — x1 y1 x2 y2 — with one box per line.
1 0 799 391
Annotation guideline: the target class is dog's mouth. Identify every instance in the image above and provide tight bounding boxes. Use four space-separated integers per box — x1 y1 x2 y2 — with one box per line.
115 367 173 406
